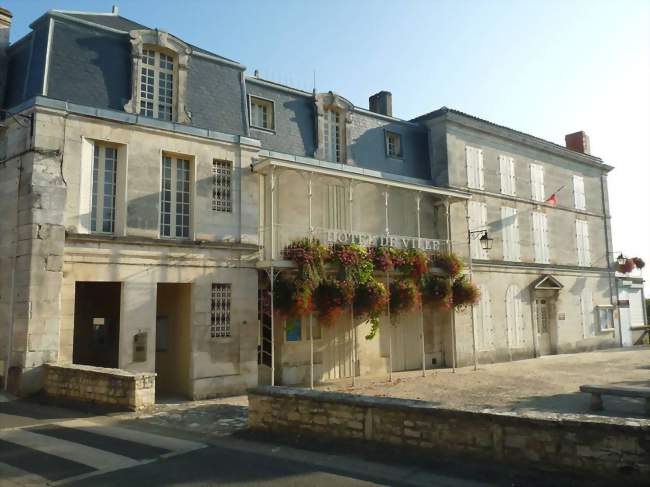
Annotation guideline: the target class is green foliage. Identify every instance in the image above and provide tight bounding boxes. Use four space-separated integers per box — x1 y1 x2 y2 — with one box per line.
430 252 464 277
452 276 481 311
421 274 453 310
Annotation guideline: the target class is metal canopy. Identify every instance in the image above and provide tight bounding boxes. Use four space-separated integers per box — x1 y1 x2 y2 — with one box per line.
251 156 471 201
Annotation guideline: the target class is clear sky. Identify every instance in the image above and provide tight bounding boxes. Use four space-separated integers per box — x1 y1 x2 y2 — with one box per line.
4 0 650 290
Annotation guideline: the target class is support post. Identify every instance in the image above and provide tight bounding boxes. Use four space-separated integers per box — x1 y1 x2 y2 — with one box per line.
270 168 276 386
416 193 425 377
465 200 478 372
349 181 356 386
309 313 314 389
445 200 457 372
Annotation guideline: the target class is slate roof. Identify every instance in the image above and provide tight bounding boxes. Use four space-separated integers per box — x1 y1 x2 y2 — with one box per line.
51 10 242 66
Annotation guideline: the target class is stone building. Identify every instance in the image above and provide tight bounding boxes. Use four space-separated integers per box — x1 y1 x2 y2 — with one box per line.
0 7 621 400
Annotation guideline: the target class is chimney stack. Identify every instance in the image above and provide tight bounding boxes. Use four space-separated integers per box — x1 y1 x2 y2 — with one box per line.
369 91 392 117
0 7 12 109
565 131 590 155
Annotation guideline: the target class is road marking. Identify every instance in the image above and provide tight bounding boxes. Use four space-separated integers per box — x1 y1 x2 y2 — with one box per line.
56 418 206 452
0 428 138 470
0 461 49 486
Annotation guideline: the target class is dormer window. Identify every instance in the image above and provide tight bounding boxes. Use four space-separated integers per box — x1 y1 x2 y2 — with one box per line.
323 109 342 162
124 29 191 124
140 49 175 121
385 131 403 159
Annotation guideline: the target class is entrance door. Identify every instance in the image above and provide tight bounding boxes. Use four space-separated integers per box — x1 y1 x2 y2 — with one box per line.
73 282 121 368
536 298 552 355
155 284 192 397
392 311 422 372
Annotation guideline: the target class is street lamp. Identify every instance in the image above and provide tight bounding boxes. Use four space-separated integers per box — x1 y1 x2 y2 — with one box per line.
469 229 493 251
616 253 627 266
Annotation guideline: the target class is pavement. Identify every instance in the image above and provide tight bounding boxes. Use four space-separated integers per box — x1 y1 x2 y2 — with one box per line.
321 345 650 422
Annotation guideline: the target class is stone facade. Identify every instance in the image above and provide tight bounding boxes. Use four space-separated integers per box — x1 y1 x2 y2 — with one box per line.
44 363 155 410
249 387 650 481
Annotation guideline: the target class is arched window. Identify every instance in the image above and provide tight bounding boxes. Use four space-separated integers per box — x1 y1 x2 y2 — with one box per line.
506 285 526 347
580 288 595 338
473 285 494 350
139 48 175 120
315 92 353 164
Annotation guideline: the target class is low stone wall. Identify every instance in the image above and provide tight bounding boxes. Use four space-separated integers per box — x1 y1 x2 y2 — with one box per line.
248 386 650 480
44 364 155 411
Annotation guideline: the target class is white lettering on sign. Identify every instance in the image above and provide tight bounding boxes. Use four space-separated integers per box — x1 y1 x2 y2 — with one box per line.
324 231 444 250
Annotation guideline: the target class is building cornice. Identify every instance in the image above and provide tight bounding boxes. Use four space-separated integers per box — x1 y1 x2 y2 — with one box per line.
17 96 261 149
472 259 612 275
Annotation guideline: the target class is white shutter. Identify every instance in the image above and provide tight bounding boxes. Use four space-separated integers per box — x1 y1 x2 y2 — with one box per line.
629 288 644 326
466 146 481 189
530 163 545 201
580 289 594 337
480 202 488 259
581 220 590 266
474 285 493 350
477 149 485 190
501 206 520 262
539 213 550 264
501 207 511 260
573 175 586 210
575 220 584 266
499 156 516 196
469 201 488 259
532 211 540 263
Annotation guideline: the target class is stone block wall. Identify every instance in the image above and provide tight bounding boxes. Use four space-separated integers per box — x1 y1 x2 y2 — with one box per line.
248 387 650 481
44 363 155 410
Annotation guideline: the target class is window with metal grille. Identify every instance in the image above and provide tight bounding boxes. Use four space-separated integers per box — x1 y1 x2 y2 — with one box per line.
385 131 402 158
91 144 117 233
160 155 191 238
212 160 232 212
211 284 231 338
249 96 274 130
140 49 174 121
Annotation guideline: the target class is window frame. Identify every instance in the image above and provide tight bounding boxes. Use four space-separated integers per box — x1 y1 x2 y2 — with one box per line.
139 48 177 121
323 108 343 163
575 218 591 267
248 95 276 132
385 131 403 160
212 159 233 213
499 154 516 196
211 283 232 338
90 142 119 234
159 154 193 239
596 305 615 332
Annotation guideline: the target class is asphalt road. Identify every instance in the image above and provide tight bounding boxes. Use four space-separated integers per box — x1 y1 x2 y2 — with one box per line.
0 396 610 487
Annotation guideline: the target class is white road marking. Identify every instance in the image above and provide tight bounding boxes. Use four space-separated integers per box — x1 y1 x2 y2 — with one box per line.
0 461 48 486
55 419 206 452
0 429 139 470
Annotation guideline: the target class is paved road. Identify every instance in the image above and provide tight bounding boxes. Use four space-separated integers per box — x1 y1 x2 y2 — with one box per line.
0 397 604 486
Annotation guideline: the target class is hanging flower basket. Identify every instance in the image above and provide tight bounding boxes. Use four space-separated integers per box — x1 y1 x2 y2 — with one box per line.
617 258 636 274
354 279 389 321
452 277 480 311
312 279 354 325
421 274 452 310
430 252 464 278
389 279 421 318
632 257 645 270
283 238 328 284
273 275 313 319
329 243 373 284
367 246 393 272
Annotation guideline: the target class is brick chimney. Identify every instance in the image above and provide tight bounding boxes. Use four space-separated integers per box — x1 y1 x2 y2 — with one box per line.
0 7 12 109
369 91 392 117
565 131 590 155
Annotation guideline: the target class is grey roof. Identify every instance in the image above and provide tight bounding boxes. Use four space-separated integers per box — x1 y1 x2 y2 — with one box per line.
413 106 607 166
53 11 242 66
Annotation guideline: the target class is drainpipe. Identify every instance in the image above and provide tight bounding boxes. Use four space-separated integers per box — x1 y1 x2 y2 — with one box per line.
599 173 622 346
308 175 314 389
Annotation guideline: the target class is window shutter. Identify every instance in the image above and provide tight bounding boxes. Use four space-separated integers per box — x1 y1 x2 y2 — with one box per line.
466 146 474 188
542 213 549 263
501 207 510 260
629 288 644 325
509 157 516 196
582 220 590 266
581 289 594 337
477 149 485 189
573 176 586 210
480 203 488 259
575 220 583 266
484 288 494 348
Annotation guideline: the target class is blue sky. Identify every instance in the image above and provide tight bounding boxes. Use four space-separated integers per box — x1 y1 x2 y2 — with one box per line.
5 0 650 287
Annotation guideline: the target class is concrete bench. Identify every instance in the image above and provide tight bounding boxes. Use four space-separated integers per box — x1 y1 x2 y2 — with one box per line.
580 384 650 415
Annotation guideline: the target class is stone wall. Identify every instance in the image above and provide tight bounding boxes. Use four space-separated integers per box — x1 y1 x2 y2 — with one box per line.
248 387 650 481
44 363 155 410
